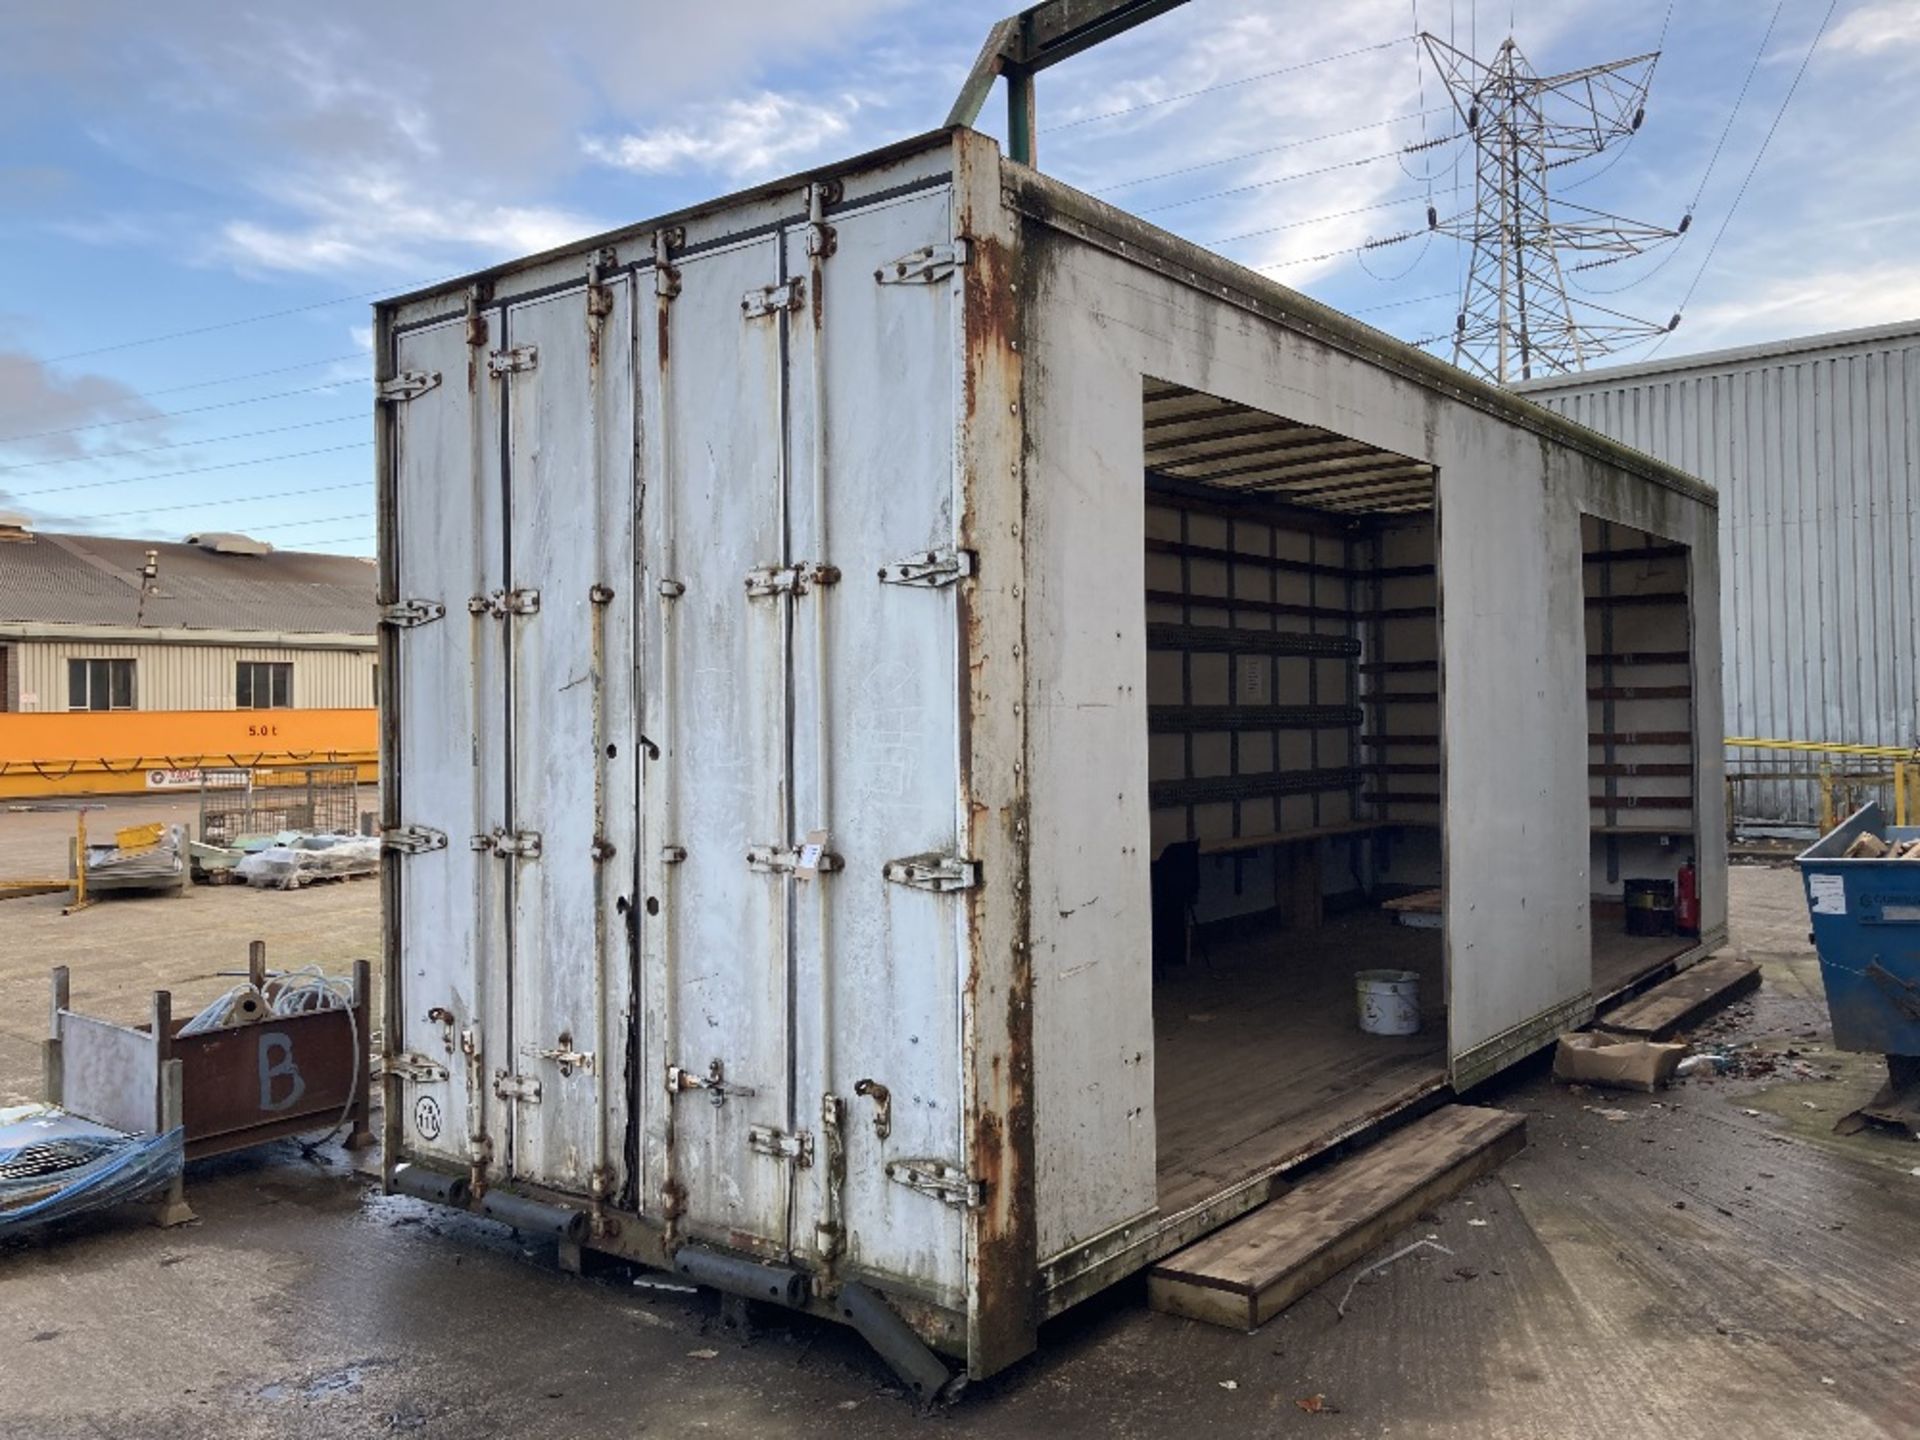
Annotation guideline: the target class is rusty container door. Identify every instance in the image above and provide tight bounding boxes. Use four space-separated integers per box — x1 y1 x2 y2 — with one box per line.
638 231 795 1257
497 266 640 1200
386 311 509 1180
783 185 972 1305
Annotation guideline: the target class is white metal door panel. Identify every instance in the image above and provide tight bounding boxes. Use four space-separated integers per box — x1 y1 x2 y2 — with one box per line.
786 189 968 1297
391 316 509 1175
643 235 792 1253
501 280 638 1198
1442 454 1595 1085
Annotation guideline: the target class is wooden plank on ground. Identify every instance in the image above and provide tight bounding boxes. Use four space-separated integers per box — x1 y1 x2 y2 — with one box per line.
1594 954 1760 1039
1147 1105 1526 1331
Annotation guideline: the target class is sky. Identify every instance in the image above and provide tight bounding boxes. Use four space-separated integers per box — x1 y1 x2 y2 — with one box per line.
1 0 1915 556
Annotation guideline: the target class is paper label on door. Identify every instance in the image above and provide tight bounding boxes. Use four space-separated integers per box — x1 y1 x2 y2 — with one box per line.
1808 873 1846 916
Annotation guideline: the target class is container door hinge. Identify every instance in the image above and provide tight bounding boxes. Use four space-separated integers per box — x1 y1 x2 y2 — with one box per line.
886 1158 982 1209
875 241 970 285
878 548 974 588
468 588 541 617
383 825 448 855
748 844 844 875
380 1051 450 1084
487 345 537 376
377 370 442 402
379 598 445 629
745 561 840 597
741 279 805 319
472 829 543 858
667 1059 756 1107
748 1125 814 1167
883 853 979 893
493 1070 542 1104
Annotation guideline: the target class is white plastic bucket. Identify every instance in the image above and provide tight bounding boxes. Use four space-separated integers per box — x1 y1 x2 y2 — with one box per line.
1356 969 1421 1036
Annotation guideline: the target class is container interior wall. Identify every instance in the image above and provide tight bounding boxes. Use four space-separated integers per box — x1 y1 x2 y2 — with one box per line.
1143 496 1366 916
1362 519 1443 888
1583 515 1697 897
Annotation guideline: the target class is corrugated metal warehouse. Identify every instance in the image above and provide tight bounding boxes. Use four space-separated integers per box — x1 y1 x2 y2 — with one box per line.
0 519 377 796
1518 320 1920 824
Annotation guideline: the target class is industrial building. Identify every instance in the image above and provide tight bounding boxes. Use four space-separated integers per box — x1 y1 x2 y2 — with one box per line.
1518 320 1920 824
0 519 376 797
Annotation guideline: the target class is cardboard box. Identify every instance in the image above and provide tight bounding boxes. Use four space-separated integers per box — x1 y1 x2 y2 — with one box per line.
1552 1032 1687 1092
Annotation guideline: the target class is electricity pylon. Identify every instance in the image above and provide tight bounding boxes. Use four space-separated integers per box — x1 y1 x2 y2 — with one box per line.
1420 32 1681 383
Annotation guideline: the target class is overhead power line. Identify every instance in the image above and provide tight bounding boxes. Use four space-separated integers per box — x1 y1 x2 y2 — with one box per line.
9 441 373 501
0 414 365 473
1093 106 1453 193
242 511 372 533
1643 0 1837 360
84 479 371 523
8 353 369 422
39 280 449 365
0 378 369 445
1044 36 1416 134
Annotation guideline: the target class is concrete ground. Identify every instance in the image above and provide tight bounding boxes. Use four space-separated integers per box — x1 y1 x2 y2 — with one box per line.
2 819 1917 1439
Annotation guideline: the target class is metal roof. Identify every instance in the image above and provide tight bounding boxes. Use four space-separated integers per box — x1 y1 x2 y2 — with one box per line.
1513 317 1920 392
0 531 375 635
1144 381 1434 515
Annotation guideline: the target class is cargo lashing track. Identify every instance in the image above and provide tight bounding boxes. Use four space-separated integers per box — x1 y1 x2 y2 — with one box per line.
388 1165 961 1403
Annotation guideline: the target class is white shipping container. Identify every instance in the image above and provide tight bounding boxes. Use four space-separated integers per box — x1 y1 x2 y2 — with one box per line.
375 127 1726 1390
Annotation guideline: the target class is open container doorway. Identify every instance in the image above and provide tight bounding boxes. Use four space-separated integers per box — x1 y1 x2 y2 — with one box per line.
1580 516 1703 997
1139 380 1450 1214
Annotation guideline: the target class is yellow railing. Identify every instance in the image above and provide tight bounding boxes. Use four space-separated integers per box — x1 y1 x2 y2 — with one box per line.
1725 736 1918 830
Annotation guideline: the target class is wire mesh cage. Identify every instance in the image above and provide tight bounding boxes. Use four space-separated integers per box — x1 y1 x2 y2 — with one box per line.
197 765 364 846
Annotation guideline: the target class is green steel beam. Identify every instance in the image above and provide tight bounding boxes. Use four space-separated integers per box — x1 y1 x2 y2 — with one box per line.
945 0 1195 167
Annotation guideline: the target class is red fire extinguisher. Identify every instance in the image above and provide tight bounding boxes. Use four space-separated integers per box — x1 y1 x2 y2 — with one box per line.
1675 857 1700 936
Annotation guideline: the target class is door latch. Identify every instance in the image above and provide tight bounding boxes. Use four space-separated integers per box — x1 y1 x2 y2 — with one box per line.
494 1071 543 1103
381 1051 450 1084
472 829 542 858
530 1036 595 1079
885 1158 982 1208
376 370 442 402
383 825 448 855
874 241 970 285
741 279 805 319
468 588 540 617
379 598 445 628
747 1126 814 1167
878 548 974 588
487 345 538 376
667 1059 756 1107
853 1079 892 1140
883 853 979 892
744 561 840 597
747 844 843 875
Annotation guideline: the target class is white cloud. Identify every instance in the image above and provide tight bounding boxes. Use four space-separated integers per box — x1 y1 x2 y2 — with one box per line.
0 351 167 462
215 168 604 276
1671 259 1920 352
1828 2 1920 56
583 91 865 181
348 325 373 352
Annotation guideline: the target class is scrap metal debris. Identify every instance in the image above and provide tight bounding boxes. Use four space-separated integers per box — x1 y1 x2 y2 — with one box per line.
1335 1237 1454 1318
0 1105 184 1237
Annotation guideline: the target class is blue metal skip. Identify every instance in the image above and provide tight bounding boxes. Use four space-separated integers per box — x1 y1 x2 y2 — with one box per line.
1797 802 1920 1058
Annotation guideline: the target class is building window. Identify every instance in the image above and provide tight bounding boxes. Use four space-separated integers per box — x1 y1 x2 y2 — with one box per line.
69 658 136 712
236 661 293 709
